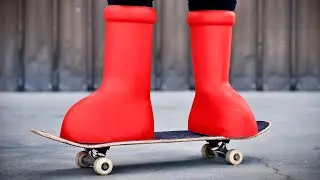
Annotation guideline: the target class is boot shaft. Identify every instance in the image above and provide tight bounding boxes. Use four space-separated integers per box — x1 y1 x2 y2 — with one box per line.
188 11 235 90
101 6 156 93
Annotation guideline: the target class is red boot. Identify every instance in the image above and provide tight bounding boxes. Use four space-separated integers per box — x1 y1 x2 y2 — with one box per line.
60 5 157 144
187 10 258 138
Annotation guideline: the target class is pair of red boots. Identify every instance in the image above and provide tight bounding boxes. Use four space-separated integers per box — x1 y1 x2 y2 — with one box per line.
60 5 258 144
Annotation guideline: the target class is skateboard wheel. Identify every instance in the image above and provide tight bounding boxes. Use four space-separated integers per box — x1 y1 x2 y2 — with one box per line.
226 149 243 165
75 151 91 168
201 144 217 159
93 157 113 176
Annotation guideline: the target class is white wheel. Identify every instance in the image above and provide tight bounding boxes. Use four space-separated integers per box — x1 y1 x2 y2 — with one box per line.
201 144 217 159
93 157 113 176
226 149 243 165
75 151 91 168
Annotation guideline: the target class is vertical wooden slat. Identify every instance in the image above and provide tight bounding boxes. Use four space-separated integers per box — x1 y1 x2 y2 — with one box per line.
231 0 258 90
0 0 20 91
296 0 320 90
23 0 53 91
85 0 94 91
17 0 25 91
152 0 163 90
58 0 87 91
160 0 190 90
262 0 291 90
92 0 106 89
255 0 264 91
51 0 59 91
289 0 297 91
185 8 193 91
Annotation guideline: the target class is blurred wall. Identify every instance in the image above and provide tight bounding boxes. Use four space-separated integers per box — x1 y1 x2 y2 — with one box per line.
0 0 319 91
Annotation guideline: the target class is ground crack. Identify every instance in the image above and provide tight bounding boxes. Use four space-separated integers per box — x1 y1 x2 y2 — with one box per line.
260 160 295 180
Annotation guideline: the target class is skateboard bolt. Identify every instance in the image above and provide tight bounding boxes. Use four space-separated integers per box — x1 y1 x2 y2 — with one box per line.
234 154 240 161
208 150 214 155
102 163 110 171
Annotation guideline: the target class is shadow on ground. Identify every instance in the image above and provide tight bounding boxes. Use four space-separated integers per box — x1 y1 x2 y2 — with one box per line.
40 156 262 178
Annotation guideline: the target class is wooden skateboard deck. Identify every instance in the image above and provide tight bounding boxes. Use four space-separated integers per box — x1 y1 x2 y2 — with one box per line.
30 121 271 149
30 121 271 175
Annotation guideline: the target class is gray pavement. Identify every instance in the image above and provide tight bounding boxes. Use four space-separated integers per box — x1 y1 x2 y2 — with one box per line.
0 92 319 180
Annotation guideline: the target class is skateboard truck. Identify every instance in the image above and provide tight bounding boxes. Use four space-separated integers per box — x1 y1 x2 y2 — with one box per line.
207 140 230 158
76 147 113 175
202 140 243 165
85 146 111 155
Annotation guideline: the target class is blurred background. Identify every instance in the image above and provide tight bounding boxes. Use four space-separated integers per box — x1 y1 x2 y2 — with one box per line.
0 0 319 92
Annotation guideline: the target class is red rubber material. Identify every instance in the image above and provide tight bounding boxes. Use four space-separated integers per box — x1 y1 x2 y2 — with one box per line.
60 5 156 144
187 10 258 138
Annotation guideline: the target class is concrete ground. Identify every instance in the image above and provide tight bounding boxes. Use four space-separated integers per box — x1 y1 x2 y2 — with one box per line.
0 92 319 180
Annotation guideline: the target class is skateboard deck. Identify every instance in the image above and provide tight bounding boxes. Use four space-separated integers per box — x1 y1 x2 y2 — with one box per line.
30 121 271 149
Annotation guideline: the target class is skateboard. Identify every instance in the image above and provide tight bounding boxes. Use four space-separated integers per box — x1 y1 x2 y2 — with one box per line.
30 120 271 176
